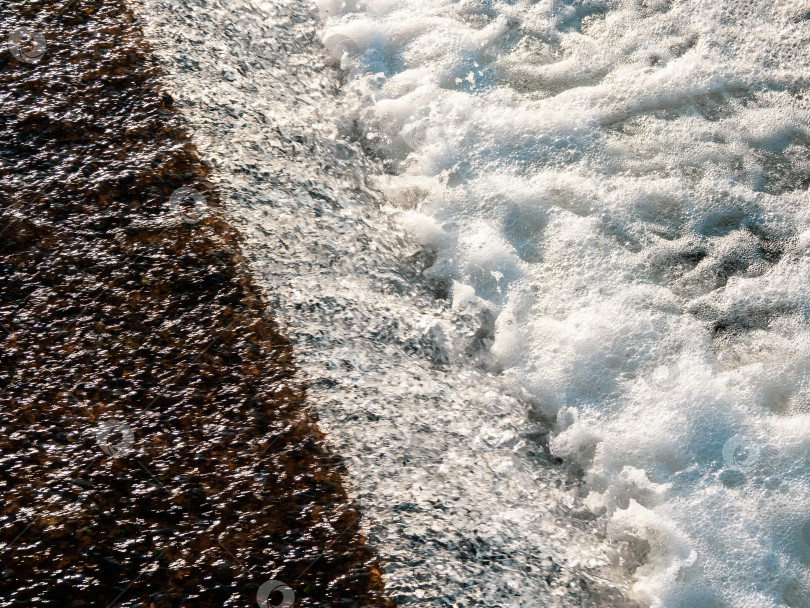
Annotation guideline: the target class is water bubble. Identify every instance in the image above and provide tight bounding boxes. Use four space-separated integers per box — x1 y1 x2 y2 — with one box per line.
169 186 208 223
722 435 760 472
256 579 295 608
7 28 46 64
95 420 134 457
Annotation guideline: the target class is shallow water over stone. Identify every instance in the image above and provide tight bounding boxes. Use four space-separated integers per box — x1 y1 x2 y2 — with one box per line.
0 1 389 606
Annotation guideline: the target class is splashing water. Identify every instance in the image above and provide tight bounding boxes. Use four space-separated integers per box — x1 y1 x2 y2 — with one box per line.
137 0 810 605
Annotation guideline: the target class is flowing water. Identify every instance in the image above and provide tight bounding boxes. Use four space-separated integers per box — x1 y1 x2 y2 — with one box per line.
0 1 390 605
136 0 810 606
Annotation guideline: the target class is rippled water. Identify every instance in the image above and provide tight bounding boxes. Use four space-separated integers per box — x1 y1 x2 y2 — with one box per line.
134 0 635 605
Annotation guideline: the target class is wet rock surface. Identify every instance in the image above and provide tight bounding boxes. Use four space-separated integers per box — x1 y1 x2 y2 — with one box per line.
0 1 390 606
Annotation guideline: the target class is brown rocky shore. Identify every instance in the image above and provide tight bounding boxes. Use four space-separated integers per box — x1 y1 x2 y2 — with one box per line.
0 1 391 606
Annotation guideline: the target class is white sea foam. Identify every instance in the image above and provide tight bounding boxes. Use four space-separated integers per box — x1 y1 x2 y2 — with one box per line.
319 0 810 605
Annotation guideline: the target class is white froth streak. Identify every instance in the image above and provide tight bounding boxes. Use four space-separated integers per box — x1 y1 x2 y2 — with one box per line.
319 0 810 606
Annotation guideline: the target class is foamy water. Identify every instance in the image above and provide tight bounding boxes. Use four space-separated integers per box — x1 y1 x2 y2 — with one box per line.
132 0 810 604
317 0 810 606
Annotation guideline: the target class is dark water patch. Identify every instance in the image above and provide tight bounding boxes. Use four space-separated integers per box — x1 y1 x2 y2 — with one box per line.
0 1 390 606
